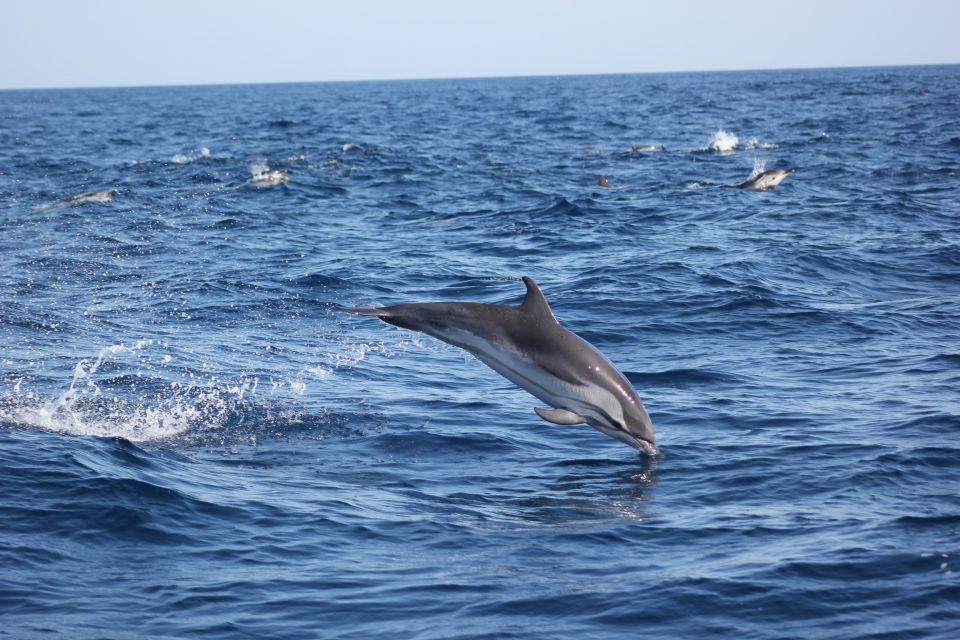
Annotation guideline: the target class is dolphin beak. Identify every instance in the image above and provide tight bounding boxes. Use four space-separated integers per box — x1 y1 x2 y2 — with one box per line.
634 436 662 457
633 418 660 456
626 416 659 456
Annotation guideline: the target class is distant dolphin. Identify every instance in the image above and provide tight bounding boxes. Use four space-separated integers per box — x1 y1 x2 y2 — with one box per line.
734 167 795 191
251 168 288 186
597 175 611 187
34 189 118 213
62 189 118 205
337 277 659 455
630 145 667 152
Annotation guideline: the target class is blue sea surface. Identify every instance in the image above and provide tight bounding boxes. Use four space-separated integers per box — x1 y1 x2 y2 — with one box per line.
1 66 959 639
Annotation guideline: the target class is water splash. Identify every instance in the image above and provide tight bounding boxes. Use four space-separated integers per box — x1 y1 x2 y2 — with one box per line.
171 147 211 164
250 159 288 186
292 338 400 393
809 131 830 143
745 137 778 150
1 341 259 442
702 129 739 153
250 158 270 176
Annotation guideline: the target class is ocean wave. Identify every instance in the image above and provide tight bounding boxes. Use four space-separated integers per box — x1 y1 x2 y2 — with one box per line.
3 66 959 640
294 273 356 290
534 197 586 218
627 368 749 388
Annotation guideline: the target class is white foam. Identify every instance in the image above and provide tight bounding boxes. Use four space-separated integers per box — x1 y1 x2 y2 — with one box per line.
745 137 778 150
250 159 288 186
283 339 396 396
5 393 206 442
0 340 256 443
304 364 332 381
289 380 307 395
171 147 213 164
330 339 392 369
702 129 739 153
250 159 270 176
1 334 403 444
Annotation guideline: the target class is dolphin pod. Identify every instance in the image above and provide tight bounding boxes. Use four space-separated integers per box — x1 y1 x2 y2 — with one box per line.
337 277 659 456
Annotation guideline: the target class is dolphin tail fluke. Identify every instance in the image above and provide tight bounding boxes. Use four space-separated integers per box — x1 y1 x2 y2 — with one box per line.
336 304 424 331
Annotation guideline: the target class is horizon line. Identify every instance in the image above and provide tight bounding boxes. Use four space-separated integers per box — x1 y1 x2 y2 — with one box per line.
1 61 957 93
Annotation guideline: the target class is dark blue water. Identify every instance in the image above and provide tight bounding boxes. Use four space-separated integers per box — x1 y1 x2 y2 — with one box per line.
1 66 959 639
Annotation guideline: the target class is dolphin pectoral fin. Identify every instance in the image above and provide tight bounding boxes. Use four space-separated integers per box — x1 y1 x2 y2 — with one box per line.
534 407 587 426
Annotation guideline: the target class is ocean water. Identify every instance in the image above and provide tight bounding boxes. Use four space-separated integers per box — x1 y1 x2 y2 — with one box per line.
1 66 958 639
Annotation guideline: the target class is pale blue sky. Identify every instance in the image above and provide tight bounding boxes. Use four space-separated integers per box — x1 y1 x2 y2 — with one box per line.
2 0 958 89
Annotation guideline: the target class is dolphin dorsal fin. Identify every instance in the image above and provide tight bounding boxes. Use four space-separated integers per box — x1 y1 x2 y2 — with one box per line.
520 276 556 322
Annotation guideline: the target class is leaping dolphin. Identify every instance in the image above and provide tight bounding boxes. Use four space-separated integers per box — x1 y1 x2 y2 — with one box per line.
337 277 659 455
734 167 796 191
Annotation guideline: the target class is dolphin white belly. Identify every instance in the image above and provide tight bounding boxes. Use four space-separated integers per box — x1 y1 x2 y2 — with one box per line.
440 326 626 428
